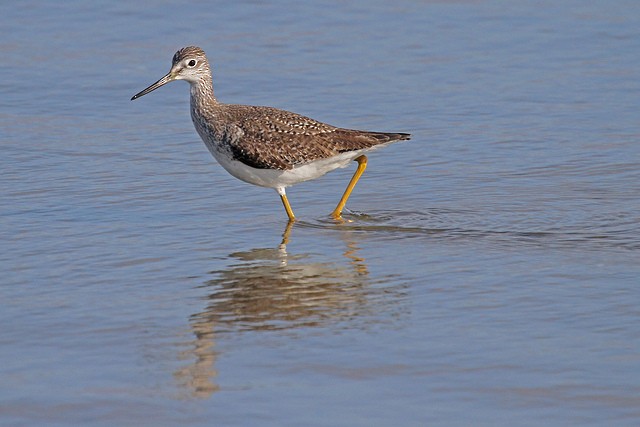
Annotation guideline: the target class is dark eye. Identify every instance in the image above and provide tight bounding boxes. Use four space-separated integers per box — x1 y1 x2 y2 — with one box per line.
187 59 197 67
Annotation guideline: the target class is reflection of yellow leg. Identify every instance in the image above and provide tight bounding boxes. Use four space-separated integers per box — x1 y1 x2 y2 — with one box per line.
344 241 369 276
331 155 368 219
279 193 296 222
280 218 294 246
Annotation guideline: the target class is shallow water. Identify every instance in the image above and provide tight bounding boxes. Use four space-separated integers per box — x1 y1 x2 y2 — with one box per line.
2 1 640 426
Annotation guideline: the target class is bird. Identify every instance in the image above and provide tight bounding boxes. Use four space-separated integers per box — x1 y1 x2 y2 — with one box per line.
131 46 410 222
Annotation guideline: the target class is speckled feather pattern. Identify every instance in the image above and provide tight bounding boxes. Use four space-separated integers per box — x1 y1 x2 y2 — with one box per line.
192 102 410 170
177 46 410 171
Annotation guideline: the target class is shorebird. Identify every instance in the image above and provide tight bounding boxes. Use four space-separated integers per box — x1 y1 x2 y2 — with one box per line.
131 46 410 221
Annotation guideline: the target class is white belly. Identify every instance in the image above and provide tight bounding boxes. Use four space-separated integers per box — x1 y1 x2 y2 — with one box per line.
209 146 365 189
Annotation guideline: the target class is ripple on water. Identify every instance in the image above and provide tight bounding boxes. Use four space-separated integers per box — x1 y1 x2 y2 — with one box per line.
294 206 640 252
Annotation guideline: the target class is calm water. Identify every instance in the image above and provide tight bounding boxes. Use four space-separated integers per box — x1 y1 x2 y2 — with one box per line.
2 1 640 426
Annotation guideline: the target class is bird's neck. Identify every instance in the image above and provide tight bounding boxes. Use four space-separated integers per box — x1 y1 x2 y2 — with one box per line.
190 77 217 108
189 76 221 141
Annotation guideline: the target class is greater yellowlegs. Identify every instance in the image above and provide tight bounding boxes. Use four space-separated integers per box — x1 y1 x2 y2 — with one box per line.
131 46 410 221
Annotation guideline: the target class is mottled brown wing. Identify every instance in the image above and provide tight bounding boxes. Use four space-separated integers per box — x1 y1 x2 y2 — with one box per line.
223 105 410 170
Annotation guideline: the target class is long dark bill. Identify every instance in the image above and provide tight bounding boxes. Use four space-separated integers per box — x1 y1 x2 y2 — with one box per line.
131 72 173 100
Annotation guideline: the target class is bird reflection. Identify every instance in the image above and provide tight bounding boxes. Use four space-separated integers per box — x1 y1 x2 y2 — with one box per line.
175 220 404 398
174 315 220 398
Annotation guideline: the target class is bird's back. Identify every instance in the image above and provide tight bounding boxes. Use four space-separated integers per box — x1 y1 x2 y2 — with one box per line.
195 102 411 171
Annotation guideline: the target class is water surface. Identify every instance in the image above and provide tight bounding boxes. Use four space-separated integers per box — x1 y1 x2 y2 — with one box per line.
1 1 639 426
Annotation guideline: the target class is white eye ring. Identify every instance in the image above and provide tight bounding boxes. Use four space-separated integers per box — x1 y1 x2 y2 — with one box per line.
186 59 197 68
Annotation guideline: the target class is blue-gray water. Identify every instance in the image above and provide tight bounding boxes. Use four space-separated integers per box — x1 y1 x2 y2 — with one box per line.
1 1 639 426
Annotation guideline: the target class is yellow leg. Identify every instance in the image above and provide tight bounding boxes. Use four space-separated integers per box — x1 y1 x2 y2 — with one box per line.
331 155 368 219
279 192 296 222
